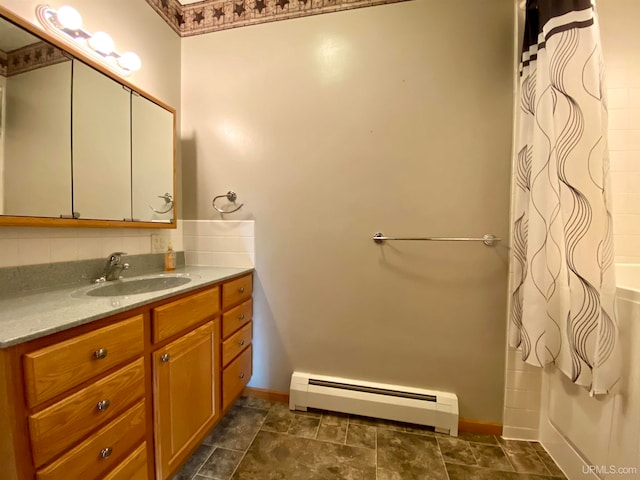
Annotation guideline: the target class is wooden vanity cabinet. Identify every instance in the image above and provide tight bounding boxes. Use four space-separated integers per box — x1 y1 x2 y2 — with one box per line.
152 308 220 479
0 271 253 480
220 274 254 411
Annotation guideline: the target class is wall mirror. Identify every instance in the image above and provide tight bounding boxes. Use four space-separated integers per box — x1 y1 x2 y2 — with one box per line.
0 16 72 219
0 7 176 228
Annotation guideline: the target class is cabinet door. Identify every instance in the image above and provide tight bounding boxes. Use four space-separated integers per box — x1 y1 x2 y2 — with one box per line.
72 60 131 220
131 94 174 223
153 321 220 480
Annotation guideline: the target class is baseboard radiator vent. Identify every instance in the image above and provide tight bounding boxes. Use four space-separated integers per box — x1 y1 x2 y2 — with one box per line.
289 372 458 436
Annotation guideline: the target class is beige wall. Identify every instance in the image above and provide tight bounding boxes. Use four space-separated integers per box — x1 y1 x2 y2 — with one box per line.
182 0 514 421
0 0 182 263
599 0 640 264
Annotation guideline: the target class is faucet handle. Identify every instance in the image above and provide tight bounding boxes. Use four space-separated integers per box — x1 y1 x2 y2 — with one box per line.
108 252 128 261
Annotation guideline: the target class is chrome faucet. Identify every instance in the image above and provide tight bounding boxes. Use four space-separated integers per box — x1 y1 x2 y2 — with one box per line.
96 252 130 282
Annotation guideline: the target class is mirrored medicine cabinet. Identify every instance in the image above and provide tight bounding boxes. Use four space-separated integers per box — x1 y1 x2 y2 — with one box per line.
0 6 176 228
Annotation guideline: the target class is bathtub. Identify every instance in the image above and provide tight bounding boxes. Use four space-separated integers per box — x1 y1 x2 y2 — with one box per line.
616 264 640 302
538 264 640 479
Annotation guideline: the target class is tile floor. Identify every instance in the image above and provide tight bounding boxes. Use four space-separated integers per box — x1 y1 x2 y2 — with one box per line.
172 396 566 480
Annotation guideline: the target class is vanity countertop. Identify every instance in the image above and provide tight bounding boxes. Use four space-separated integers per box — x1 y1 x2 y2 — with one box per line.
0 266 254 348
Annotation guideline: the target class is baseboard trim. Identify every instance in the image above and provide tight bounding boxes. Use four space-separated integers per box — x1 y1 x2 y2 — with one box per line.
458 418 503 436
242 388 503 435
242 386 289 404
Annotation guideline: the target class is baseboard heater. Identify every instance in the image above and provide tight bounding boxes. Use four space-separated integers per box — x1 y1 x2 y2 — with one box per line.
289 371 458 436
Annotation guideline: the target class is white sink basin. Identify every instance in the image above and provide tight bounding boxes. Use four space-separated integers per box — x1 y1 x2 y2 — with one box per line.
83 274 198 297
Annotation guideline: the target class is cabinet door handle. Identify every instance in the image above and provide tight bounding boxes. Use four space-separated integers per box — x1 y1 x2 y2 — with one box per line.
239 372 245 379
96 399 111 411
161 353 171 362
239 287 245 293
94 348 108 360
100 447 113 459
239 314 245 320
239 339 245 346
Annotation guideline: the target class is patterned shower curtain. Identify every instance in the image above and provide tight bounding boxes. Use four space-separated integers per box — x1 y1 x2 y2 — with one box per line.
509 0 620 394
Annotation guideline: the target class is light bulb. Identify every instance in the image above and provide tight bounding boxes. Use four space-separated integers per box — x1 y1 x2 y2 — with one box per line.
117 52 141 72
56 5 82 30
88 31 114 55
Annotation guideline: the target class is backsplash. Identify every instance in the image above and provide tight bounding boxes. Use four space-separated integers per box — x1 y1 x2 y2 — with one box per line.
145 0 410 36
0 252 185 299
183 220 254 268
0 226 183 268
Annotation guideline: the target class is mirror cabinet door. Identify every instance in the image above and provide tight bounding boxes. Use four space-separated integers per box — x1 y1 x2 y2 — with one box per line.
132 94 174 223
72 60 131 221
1 17 72 218
0 11 176 227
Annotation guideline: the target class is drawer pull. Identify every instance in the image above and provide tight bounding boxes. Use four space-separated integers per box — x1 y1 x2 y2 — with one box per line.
96 399 111 411
239 372 245 379
239 339 245 346
239 314 245 320
93 348 108 360
161 353 171 362
239 287 245 293
100 447 113 459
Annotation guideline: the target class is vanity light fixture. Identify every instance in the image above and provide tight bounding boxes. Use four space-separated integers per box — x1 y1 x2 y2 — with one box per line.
35 4 142 77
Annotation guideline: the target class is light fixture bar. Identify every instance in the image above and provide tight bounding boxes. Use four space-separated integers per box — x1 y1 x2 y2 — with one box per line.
35 4 141 77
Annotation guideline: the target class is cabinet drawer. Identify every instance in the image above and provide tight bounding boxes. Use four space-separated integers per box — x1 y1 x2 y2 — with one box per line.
222 274 252 310
222 299 252 339
24 315 144 407
36 400 146 480
103 442 147 480
152 287 219 343
222 322 252 368
222 345 252 411
29 358 145 467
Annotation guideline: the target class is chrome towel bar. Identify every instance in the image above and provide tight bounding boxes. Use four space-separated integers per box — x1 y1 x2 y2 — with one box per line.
372 232 500 247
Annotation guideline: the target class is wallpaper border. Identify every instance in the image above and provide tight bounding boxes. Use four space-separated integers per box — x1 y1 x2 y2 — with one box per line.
0 42 69 77
146 0 411 37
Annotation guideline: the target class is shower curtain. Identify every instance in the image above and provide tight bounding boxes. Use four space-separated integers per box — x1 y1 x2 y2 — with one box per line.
509 0 620 394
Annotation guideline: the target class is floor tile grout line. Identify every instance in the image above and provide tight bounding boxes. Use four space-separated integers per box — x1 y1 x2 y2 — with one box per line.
497 440 518 473
313 414 322 439
374 421 378 480
191 446 218 480
438 439 452 480
530 443 555 477
224 402 273 480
